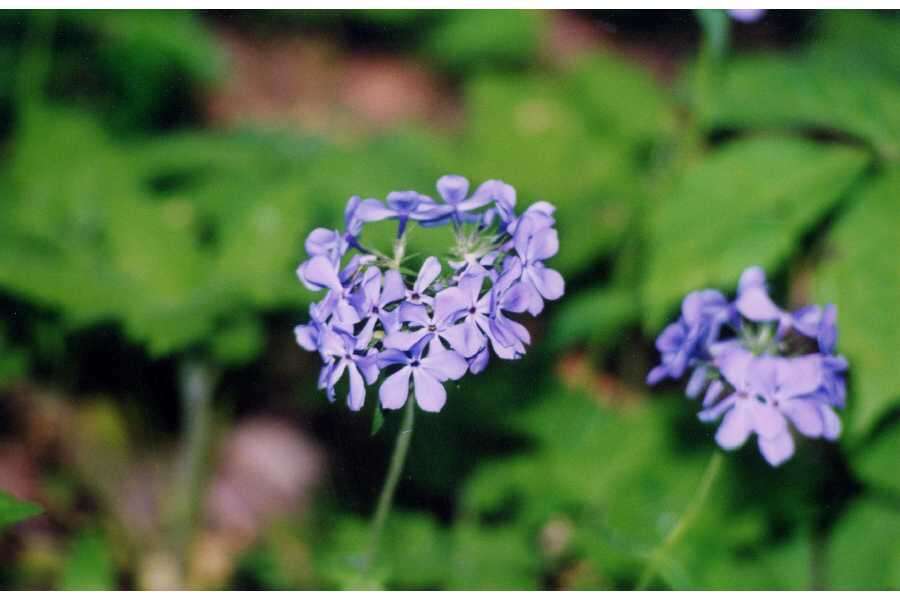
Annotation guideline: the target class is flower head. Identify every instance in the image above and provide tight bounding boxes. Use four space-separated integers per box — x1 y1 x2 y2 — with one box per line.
649 265 847 466
293 176 564 414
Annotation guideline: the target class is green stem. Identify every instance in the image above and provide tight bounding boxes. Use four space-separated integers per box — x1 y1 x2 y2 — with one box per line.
172 359 217 584
362 396 416 576
636 451 724 590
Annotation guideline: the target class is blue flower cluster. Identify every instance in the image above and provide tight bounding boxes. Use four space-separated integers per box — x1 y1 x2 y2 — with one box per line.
648 266 847 466
295 175 564 413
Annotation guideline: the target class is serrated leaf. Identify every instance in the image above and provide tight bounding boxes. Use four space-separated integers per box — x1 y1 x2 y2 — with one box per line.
814 170 900 439
642 137 869 332
701 45 900 160
0 490 42 531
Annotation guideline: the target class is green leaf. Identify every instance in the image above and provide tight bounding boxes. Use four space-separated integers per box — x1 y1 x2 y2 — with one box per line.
460 386 750 588
0 489 42 531
814 170 900 439
642 137 869 332
423 10 542 74
317 512 447 590
828 499 900 590
59 528 115 590
701 45 900 160
460 58 668 276
853 420 900 494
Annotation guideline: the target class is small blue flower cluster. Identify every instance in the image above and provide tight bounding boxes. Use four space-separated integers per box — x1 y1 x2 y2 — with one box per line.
648 266 847 466
294 175 564 413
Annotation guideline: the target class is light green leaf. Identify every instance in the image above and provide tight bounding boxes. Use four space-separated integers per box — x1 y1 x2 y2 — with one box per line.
814 170 900 439
0 489 42 531
853 421 900 494
828 499 900 590
60 528 115 590
642 137 869 332
701 48 900 161
423 10 542 73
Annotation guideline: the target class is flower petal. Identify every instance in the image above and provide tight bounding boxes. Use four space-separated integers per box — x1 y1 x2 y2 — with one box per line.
422 349 469 381
436 174 469 204
347 363 366 411
715 404 752 449
736 287 783 322
758 432 795 467
298 256 342 291
379 367 411 410
528 227 559 262
783 399 824 438
434 286 467 325
529 263 565 301
413 368 446 412
381 269 407 305
383 329 430 352
415 256 442 293
356 198 395 222
440 322 485 357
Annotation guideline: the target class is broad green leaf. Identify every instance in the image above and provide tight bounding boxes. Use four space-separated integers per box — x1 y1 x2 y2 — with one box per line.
0 490 42 531
701 45 900 160
642 137 869 332
828 499 900 590
460 386 744 588
423 10 542 74
317 512 448 590
814 170 900 439
460 70 653 275
853 420 900 494
59 528 115 590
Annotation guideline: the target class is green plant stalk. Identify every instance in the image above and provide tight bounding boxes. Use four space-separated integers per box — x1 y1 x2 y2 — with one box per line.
171 359 217 584
362 395 416 576
636 451 724 590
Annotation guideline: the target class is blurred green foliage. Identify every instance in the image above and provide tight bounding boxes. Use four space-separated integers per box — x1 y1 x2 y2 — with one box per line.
0 8 899 591
0 491 42 532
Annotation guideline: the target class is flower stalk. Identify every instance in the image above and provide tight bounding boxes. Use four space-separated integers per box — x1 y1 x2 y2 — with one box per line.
636 451 724 590
362 395 416 576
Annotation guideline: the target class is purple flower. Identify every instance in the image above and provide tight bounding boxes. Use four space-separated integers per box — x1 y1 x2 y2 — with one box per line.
318 323 380 411
404 256 443 306
419 175 494 227
728 9 766 23
294 175 563 414
382 288 471 356
304 228 346 264
353 266 405 334
735 266 791 332
701 348 837 466
511 211 564 316
475 179 517 227
377 338 468 412
353 191 435 237
646 289 731 385
297 255 361 326
648 265 846 466
791 303 838 355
